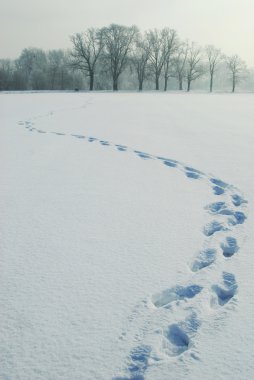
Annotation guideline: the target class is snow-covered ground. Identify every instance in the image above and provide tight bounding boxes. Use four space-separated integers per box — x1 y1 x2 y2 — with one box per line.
0 92 253 380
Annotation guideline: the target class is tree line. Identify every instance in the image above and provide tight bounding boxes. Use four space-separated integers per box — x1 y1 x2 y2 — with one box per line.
0 24 251 92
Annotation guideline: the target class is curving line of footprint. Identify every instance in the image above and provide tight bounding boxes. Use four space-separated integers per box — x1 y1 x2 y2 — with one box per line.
18 119 248 380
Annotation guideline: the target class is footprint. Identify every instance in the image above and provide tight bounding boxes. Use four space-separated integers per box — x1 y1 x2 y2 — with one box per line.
203 221 226 236
37 130 46 133
185 171 200 179
157 156 177 163
220 237 239 257
100 140 110 146
210 178 228 188
231 194 247 207
213 186 225 195
228 211 246 226
212 272 238 306
207 202 226 213
134 151 151 160
116 145 127 152
152 285 202 308
165 313 201 356
128 345 151 377
163 160 177 168
191 249 216 272
71 134 85 139
88 137 97 142
51 132 65 136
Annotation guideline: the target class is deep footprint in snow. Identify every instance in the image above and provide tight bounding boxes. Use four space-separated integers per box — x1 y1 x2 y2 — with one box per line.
88 137 97 142
191 249 216 272
116 145 127 152
185 167 203 179
213 186 225 195
52 132 65 136
210 178 229 188
231 194 248 207
228 211 246 226
71 134 85 139
212 272 238 306
152 285 203 308
206 202 226 213
165 313 201 356
100 140 110 146
163 160 177 168
134 151 152 160
185 171 200 179
128 345 152 378
203 221 226 236
220 237 239 257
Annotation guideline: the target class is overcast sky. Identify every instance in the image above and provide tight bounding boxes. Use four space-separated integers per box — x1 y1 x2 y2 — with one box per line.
1 0 254 65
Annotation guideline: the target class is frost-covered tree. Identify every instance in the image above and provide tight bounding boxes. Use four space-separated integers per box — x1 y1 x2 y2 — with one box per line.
186 43 204 91
131 33 150 91
226 54 247 93
162 29 178 91
171 42 188 90
101 24 138 91
70 29 104 91
205 45 222 92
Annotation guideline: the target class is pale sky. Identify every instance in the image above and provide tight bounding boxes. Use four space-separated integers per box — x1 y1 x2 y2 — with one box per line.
1 0 254 66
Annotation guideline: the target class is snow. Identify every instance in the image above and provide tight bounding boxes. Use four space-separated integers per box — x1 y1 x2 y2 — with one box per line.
0 92 254 380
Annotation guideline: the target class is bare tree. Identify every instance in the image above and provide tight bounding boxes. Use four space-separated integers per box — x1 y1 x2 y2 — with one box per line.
0 59 13 90
226 54 247 93
162 29 178 91
206 45 222 92
101 24 138 91
171 43 188 90
70 29 104 91
131 33 150 91
47 50 65 89
146 29 165 90
186 43 204 91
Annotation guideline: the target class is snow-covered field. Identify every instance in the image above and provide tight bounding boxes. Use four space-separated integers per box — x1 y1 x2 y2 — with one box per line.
1 92 254 380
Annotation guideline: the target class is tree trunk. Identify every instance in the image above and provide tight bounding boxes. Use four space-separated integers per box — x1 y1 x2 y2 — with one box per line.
179 76 183 91
210 72 213 92
164 76 168 91
139 80 143 91
113 77 118 91
187 79 191 92
232 75 236 93
155 75 159 90
89 72 94 91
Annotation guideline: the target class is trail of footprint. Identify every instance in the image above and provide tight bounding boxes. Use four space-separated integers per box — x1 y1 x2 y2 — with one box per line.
18 118 248 378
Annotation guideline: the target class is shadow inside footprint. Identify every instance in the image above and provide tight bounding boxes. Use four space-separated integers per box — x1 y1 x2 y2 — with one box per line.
228 211 247 226
191 249 216 271
134 151 151 160
185 171 200 179
221 237 239 257
204 221 225 236
119 345 151 379
210 178 228 188
231 194 248 207
213 186 225 195
71 134 85 139
116 145 127 152
163 160 177 168
212 272 238 306
166 324 189 355
152 284 202 308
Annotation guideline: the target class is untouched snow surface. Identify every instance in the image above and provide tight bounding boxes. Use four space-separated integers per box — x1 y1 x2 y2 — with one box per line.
0 92 254 380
